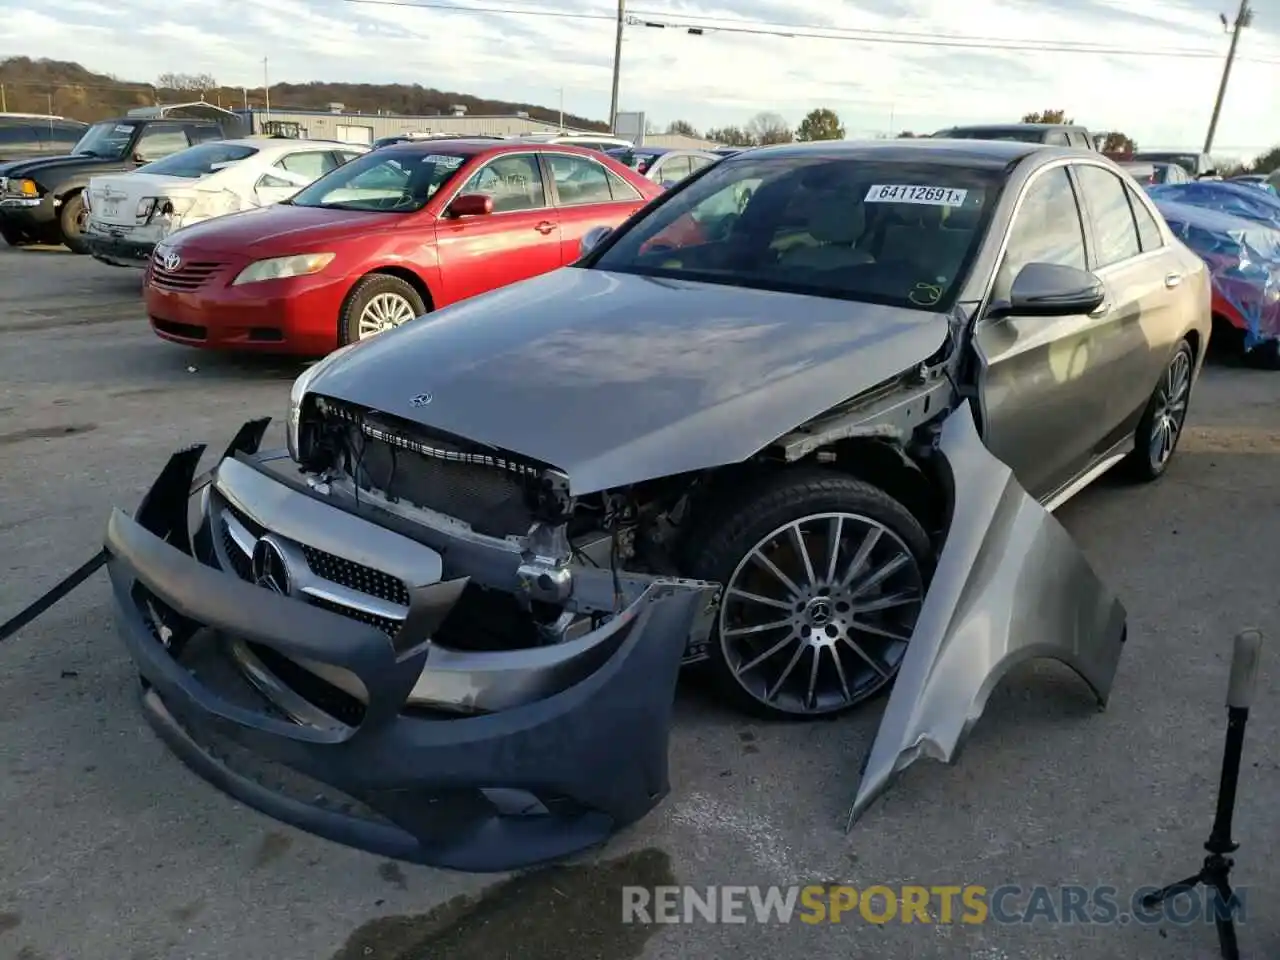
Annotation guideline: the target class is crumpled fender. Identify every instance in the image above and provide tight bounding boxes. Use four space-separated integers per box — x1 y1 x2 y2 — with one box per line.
849 400 1128 826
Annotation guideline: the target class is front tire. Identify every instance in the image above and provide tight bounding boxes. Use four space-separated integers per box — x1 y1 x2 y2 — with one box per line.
59 192 90 254
687 470 931 720
338 273 427 346
1126 339 1194 482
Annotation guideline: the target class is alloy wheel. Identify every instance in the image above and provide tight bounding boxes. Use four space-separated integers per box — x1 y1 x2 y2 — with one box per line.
357 292 417 339
717 512 925 716
1149 348 1191 467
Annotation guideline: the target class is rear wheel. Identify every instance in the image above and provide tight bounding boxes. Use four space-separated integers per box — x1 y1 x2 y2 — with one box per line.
59 192 90 254
338 273 427 346
1126 339 1194 482
687 471 931 720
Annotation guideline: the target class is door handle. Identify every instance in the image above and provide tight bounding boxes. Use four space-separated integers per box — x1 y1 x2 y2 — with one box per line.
1164 272 1183 288
535 221 555 235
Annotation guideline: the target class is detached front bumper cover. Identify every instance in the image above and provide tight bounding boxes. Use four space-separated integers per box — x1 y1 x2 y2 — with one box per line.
104 425 715 872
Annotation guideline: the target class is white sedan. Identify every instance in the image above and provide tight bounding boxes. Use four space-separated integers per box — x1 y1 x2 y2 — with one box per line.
82 138 368 268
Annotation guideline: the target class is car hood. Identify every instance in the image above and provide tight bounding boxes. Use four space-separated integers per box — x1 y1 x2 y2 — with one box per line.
0 154 122 180
168 203 397 253
306 267 951 494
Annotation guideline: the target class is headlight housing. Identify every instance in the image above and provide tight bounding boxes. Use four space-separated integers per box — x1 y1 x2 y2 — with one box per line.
6 179 39 198
286 342 360 461
232 252 336 286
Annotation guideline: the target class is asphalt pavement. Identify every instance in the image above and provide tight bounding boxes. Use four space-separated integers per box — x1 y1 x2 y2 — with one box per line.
1 243 1279 960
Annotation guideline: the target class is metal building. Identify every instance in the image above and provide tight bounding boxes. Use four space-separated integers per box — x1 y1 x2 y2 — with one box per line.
232 105 600 144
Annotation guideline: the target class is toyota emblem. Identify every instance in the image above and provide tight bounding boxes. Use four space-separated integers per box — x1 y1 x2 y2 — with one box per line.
409 392 433 407
162 251 182 272
250 537 292 596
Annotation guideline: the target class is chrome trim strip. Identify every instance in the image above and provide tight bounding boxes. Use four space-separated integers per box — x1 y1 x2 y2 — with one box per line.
1043 449 1128 513
227 638 349 733
214 457 444 587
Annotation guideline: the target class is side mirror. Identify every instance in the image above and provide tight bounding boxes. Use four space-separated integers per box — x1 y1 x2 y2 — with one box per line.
133 152 151 165
579 225 612 257
988 262 1106 319
447 193 493 218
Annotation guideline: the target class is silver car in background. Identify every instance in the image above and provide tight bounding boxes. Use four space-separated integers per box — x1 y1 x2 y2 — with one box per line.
606 145 721 188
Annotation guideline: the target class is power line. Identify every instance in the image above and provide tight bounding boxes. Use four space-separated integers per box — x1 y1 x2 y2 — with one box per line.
338 0 1280 63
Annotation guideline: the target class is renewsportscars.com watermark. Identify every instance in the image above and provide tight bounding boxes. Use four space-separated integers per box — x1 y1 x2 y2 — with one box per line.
621 884 1247 926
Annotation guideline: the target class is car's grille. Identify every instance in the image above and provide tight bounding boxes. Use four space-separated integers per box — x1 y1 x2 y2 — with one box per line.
216 499 408 638
149 253 225 291
300 544 411 608
311 396 543 539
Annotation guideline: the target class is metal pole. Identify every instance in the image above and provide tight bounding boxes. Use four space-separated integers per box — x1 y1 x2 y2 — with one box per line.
559 87 564 132
0 84 6 113
609 0 625 132
1203 0 1250 155
263 57 271 124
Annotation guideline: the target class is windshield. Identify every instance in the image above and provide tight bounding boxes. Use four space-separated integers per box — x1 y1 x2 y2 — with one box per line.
588 156 1001 311
134 142 258 179
72 121 138 159
288 149 467 212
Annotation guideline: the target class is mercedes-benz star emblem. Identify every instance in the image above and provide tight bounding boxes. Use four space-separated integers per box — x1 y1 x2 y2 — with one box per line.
409 392 433 407
162 251 182 272
250 537 292 596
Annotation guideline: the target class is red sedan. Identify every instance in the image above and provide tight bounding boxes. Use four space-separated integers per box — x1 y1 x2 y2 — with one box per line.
143 140 662 355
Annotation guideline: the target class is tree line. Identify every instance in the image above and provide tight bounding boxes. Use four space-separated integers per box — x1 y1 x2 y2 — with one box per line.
660 108 846 146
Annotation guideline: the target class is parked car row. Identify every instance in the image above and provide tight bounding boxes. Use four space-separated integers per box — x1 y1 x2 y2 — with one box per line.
105 136 1206 870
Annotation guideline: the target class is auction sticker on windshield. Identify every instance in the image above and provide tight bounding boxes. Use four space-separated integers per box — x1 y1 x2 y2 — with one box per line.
865 185 968 206
424 155 464 169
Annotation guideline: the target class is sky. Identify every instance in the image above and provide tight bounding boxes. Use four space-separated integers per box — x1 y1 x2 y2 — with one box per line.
5 0 1279 161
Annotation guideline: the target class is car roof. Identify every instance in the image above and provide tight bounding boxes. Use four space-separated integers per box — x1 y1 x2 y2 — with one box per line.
221 138 362 150
375 138 618 159
737 137 1063 168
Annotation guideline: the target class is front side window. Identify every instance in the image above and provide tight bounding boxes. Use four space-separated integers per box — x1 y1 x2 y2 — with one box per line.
72 121 139 160
994 167 1086 299
135 142 258 179
546 154 614 205
456 154 546 212
655 155 692 182
1075 164 1141 268
288 149 466 212
135 124 191 161
589 156 1002 311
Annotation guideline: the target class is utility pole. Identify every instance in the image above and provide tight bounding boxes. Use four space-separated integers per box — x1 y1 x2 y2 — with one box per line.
1203 0 1253 154
608 0 625 133
558 87 565 132
0 84 6 113
263 57 271 125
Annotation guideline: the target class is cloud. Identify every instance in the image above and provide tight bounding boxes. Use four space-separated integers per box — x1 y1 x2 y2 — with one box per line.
3 0 1278 157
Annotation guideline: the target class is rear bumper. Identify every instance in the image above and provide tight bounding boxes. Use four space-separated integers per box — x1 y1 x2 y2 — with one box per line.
85 230 154 267
104 427 714 871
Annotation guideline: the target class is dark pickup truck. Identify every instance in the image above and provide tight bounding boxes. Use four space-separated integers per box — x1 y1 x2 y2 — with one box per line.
931 123 1099 151
0 116 228 252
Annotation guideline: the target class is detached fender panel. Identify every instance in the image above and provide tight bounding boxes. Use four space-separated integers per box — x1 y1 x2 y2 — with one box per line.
849 400 1127 825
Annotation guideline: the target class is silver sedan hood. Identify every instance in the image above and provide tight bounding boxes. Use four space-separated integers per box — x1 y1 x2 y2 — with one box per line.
849 401 1128 826
306 267 949 494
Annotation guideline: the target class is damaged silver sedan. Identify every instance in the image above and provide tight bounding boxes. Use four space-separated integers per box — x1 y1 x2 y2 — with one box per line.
105 138 1211 869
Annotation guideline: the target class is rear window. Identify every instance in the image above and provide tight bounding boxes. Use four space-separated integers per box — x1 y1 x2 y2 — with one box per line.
137 142 259 178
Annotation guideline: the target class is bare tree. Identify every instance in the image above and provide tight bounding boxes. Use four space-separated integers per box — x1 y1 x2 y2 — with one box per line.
747 111 793 145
